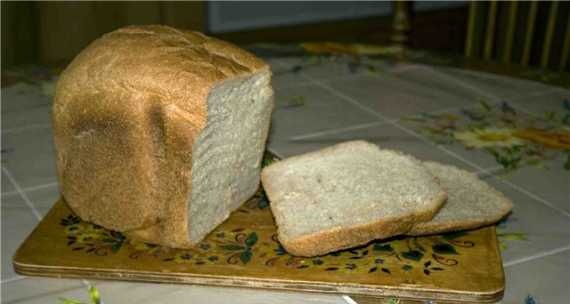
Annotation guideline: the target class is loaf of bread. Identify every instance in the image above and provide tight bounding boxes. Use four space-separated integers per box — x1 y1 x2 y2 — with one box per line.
53 25 274 248
261 141 447 256
408 161 513 235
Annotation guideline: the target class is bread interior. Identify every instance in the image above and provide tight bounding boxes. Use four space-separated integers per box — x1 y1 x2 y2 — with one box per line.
188 71 273 243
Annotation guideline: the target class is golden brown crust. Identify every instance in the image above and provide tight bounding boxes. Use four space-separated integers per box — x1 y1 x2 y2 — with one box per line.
263 162 448 257
53 25 268 248
260 142 448 257
279 192 447 257
408 161 514 236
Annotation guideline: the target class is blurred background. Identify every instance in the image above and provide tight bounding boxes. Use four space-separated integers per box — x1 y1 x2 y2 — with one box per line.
2 1 569 72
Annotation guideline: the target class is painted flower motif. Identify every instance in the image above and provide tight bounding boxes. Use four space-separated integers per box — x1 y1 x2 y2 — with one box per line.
513 128 570 150
454 128 525 148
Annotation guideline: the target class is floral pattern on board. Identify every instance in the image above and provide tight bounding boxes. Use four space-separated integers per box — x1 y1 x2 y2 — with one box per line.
403 100 570 171
60 207 481 278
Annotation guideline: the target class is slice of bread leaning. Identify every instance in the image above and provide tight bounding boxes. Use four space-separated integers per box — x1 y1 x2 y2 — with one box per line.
261 141 447 257
408 161 513 236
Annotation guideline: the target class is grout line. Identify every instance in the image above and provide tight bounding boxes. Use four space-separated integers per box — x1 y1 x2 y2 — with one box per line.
342 295 359 304
287 103 482 142
289 121 388 141
2 181 59 198
1 275 26 284
504 245 570 268
425 66 564 111
419 66 499 101
2 167 43 221
266 146 285 160
302 72 570 219
304 75 483 171
475 165 505 177
281 64 557 146
1 168 89 286
494 175 570 218
413 68 570 217
272 58 423 92
2 123 51 135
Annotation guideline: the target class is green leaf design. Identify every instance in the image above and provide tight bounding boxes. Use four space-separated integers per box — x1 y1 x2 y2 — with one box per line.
498 232 527 241
240 250 252 264
59 298 84 304
88 285 101 304
432 243 458 255
479 100 492 112
219 244 245 251
442 231 468 240
402 264 413 272
373 243 394 252
257 197 269 209
486 147 522 170
245 232 258 247
401 250 424 261
262 155 277 168
111 243 122 253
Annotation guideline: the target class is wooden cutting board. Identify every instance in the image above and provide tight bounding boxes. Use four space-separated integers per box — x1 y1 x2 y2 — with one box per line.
14 189 504 303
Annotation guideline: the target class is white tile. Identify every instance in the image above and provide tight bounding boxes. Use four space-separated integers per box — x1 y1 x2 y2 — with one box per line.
501 249 570 304
511 88 570 118
24 184 61 217
394 65 492 102
1 195 39 280
3 278 345 304
487 179 570 265
265 57 310 90
1 277 84 303
439 67 551 101
138 284 346 304
2 127 57 189
269 123 479 172
1 83 53 131
496 160 570 214
2 170 15 194
299 56 387 81
322 74 473 119
2 106 52 133
1 83 50 113
269 84 380 141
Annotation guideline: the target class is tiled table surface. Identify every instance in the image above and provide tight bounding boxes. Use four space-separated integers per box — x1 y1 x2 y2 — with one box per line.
1 57 569 304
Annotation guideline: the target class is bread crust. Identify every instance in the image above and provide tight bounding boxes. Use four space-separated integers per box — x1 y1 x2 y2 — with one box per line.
261 141 448 257
54 25 268 248
408 162 514 236
275 192 447 257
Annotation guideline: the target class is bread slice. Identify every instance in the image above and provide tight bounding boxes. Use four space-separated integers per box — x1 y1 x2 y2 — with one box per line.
261 141 447 257
53 25 274 248
408 161 513 236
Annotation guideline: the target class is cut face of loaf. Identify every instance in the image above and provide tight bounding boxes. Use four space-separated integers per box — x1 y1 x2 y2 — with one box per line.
188 73 273 243
53 25 274 248
408 161 513 235
261 141 447 257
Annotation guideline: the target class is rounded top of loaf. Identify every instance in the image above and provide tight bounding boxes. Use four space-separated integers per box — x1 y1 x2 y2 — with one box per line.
54 25 268 120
